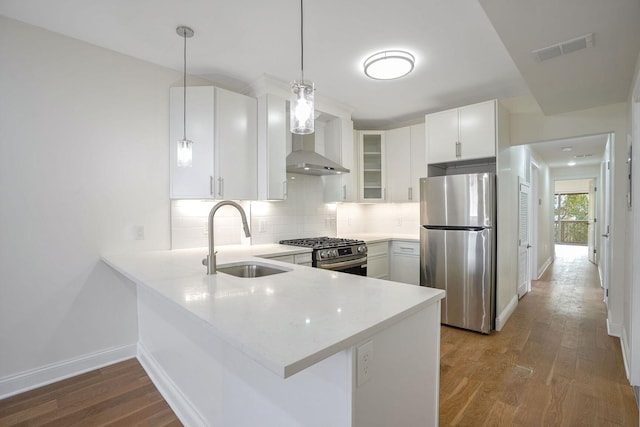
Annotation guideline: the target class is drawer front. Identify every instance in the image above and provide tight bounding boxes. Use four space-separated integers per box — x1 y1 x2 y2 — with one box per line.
294 253 313 265
391 241 419 256
266 254 295 264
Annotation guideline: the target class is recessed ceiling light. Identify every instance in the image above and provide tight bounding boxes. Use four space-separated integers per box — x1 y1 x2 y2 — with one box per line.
568 161 577 166
561 147 573 152
364 50 415 80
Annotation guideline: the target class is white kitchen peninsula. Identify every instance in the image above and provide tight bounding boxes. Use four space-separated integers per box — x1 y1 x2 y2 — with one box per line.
103 246 444 427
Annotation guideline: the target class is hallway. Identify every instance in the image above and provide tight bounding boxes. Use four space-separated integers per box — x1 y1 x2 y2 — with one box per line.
439 245 639 425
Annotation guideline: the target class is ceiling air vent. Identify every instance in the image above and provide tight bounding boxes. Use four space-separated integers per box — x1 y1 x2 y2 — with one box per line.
532 33 595 62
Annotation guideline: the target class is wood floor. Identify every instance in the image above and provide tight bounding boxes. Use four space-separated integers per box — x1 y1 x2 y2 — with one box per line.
0 358 181 426
440 245 639 426
1 245 637 426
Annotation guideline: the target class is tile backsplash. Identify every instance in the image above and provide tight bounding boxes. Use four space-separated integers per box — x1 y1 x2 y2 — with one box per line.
337 202 420 235
171 174 338 249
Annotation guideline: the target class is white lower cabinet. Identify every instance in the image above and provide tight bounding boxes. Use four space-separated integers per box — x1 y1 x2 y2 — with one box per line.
366 241 389 279
262 252 312 267
389 241 420 285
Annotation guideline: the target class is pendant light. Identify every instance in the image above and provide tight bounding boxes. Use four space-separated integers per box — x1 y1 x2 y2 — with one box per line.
290 0 314 135
176 26 194 168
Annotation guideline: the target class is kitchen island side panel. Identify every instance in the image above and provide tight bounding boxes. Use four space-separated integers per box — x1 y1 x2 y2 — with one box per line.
137 285 352 427
353 301 440 427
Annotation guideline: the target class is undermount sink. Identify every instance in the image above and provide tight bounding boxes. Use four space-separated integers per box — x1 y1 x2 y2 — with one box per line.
217 262 291 278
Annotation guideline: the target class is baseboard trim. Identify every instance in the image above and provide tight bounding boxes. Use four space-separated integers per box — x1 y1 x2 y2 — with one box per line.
537 256 553 279
495 295 518 332
137 343 206 427
0 344 137 400
620 327 631 380
607 318 622 337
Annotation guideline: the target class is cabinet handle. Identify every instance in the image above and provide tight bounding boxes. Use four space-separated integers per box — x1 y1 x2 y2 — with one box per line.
218 177 224 198
455 141 461 159
383 188 387 200
283 180 288 199
210 176 214 195
408 187 412 201
343 185 347 200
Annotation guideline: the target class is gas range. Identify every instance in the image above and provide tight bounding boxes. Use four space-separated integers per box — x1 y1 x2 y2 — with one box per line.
279 237 368 275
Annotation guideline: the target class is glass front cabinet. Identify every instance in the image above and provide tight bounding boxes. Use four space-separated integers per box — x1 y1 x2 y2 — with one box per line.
358 131 386 202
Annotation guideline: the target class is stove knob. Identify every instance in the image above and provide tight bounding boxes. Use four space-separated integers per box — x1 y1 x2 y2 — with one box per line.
331 249 339 257
357 245 367 254
319 250 327 259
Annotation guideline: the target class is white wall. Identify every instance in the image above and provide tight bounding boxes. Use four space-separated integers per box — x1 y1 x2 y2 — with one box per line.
0 17 179 392
626 51 640 391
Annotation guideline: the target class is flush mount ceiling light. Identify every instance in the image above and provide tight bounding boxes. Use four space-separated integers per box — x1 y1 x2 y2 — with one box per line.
176 25 194 168
568 161 577 166
290 0 315 135
364 50 415 80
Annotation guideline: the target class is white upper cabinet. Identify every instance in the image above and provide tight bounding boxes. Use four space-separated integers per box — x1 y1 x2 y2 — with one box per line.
257 94 286 200
386 123 427 202
169 86 257 200
426 99 496 164
214 87 257 200
323 117 356 203
358 131 386 202
409 123 427 199
386 126 411 202
170 86 215 199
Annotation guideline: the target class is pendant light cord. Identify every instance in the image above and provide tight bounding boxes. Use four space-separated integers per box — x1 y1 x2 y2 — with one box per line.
300 0 304 82
183 30 187 141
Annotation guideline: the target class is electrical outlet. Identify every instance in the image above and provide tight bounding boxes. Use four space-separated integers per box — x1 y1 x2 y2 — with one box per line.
259 219 266 233
357 340 374 387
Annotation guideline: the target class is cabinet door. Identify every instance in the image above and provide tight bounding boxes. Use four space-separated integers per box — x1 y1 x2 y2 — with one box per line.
359 131 386 202
170 86 215 199
257 94 286 200
386 127 411 202
458 100 496 160
409 123 427 202
426 108 458 164
390 241 420 285
215 88 257 200
323 118 356 202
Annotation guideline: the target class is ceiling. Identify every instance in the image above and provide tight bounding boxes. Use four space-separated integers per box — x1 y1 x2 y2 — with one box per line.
0 0 638 130
479 0 640 115
529 133 608 169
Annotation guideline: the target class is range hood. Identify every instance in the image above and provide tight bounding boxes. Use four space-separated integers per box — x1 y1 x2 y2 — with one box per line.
286 134 350 176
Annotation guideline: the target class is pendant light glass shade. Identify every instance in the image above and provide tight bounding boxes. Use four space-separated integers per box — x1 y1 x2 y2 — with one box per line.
291 80 314 134
290 0 314 135
176 25 194 167
177 138 193 167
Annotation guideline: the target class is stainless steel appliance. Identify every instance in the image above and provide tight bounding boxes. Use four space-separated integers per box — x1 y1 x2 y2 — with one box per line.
279 237 368 275
420 173 495 334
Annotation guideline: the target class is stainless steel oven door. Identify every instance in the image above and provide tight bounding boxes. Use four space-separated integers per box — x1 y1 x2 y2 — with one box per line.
316 256 367 276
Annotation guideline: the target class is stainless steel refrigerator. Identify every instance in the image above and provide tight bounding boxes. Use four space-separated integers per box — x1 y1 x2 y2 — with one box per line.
419 173 495 334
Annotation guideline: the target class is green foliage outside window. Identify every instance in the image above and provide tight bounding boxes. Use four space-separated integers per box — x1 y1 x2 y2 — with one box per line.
554 193 589 244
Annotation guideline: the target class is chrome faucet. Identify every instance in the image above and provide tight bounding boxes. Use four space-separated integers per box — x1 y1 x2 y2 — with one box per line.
202 200 251 274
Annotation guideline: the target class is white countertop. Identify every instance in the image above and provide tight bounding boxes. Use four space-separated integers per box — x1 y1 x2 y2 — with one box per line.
342 233 419 243
102 244 443 379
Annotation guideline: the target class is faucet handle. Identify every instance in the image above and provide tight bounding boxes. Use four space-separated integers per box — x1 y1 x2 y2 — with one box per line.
202 258 208 266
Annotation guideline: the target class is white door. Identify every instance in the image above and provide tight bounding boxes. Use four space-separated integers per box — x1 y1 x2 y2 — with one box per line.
600 138 612 304
588 179 597 264
517 179 531 299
